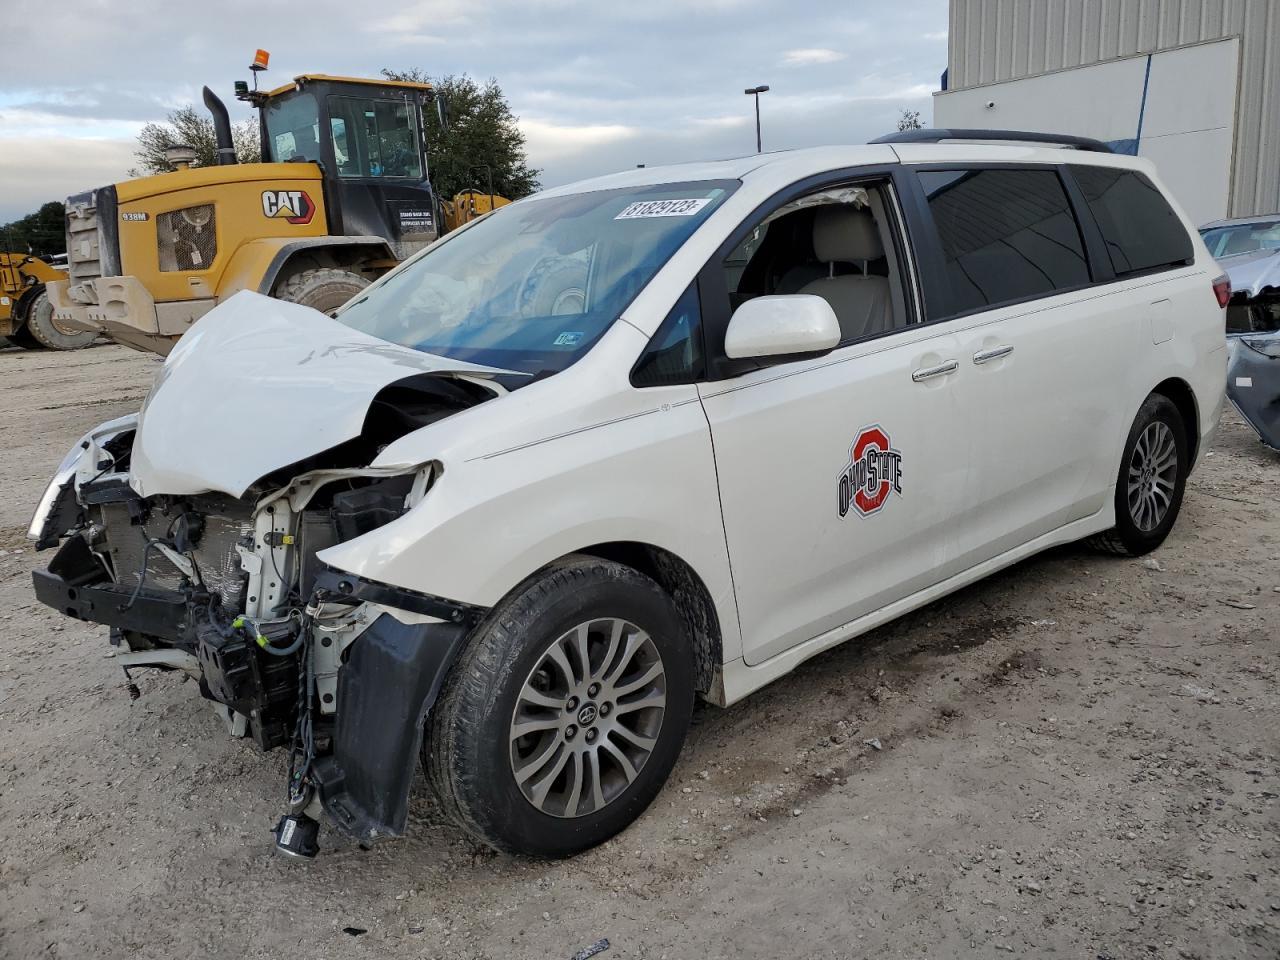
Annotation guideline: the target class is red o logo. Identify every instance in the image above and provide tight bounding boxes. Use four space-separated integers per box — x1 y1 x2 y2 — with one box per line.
838 425 903 519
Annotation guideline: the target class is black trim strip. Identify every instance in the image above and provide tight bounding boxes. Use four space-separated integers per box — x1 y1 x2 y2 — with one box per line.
313 567 487 624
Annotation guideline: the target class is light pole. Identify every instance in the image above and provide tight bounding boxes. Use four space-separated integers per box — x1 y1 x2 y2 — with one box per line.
744 85 770 153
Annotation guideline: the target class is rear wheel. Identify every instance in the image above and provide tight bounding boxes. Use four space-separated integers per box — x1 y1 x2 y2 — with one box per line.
1090 393 1188 556
426 556 695 857
24 289 96 350
273 267 369 316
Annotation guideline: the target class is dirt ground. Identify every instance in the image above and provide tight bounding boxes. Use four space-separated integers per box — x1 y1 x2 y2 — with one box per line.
0 342 1276 960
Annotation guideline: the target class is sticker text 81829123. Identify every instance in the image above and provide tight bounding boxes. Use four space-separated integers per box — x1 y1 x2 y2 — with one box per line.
614 198 711 220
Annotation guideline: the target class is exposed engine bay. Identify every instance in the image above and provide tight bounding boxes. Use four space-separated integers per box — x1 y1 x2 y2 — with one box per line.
29 328 503 857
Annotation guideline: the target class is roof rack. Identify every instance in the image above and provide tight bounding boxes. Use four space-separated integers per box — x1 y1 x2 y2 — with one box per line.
870 128 1114 154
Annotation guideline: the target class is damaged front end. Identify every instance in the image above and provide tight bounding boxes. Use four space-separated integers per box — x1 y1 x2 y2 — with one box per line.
28 294 506 856
1221 251 1280 450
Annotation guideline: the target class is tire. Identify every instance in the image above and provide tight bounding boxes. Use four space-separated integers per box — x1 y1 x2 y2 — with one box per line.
23 289 96 350
273 267 369 316
1089 393 1188 556
5 325 43 350
519 258 588 316
426 556 695 857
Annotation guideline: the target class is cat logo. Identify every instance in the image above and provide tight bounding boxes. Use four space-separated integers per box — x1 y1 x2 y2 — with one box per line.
260 189 316 225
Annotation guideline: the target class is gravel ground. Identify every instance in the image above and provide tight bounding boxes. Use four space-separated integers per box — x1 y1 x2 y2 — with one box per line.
0 343 1276 960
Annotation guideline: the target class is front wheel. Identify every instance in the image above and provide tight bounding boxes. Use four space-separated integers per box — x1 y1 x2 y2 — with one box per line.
426 556 695 856
1091 393 1189 556
273 267 369 317
24 289 97 350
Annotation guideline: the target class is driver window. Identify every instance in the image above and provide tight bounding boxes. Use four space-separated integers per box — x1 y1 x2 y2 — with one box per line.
722 181 911 344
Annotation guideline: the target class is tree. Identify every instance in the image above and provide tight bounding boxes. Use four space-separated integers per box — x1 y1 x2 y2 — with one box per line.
132 106 260 176
381 69 540 200
896 109 923 131
1 201 66 256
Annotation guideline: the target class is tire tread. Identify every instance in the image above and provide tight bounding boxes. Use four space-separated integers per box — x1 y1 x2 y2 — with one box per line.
426 555 686 854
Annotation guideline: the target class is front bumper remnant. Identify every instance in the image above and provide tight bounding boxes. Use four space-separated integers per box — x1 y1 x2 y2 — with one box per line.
311 613 471 842
32 535 201 643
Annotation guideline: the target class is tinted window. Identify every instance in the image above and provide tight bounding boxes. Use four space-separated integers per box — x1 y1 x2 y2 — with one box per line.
919 168 1090 314
632 284 704 386
1070 165 1193 276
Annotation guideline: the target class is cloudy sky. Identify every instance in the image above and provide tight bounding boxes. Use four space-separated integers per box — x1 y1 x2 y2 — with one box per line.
0 0 947 222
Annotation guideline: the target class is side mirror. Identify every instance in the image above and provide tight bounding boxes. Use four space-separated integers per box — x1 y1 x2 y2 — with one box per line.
724 295 841 360
434 94 451 134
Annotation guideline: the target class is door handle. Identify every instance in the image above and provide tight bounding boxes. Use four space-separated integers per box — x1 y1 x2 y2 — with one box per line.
973 345 1014 365
911 359 959 382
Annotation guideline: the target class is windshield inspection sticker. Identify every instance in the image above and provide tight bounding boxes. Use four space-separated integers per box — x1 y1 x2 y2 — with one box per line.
615 198 711 220
553 332 585 346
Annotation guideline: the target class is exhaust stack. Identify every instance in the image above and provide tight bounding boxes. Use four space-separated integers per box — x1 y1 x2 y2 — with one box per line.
202 86 237 166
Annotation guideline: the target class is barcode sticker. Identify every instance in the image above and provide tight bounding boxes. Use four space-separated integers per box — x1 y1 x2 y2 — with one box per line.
615 198 711 219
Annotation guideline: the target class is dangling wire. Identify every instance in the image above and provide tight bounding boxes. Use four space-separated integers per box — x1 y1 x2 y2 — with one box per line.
285 605 317 805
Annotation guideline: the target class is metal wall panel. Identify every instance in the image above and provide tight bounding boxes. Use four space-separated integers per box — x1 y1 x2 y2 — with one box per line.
946 0 1279 216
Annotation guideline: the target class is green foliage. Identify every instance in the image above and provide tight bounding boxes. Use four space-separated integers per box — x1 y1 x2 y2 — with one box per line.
132 106 261 176
381 70 540 200
1 201 66 256
896 109 924 131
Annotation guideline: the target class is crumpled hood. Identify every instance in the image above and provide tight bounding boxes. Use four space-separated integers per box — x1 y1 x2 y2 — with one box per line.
130 291 509 498
1220 248 1280 299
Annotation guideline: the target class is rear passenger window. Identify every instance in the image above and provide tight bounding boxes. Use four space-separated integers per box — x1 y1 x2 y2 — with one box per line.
919 168 1090 315
1069 165 1193 277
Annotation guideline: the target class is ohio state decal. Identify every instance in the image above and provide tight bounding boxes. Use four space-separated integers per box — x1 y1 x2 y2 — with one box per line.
837 424 903 519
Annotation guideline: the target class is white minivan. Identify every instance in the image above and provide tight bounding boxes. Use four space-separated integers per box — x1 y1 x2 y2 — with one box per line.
31 130 1228 858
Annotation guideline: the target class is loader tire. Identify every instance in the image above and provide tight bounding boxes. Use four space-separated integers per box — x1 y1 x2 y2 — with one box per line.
24 289 96 350
273 268 369 317
6 325 43 350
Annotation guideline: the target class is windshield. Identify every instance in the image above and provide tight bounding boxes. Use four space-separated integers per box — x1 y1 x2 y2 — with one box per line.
1200 220 1280 258
264 92 321 163
336 180 737 376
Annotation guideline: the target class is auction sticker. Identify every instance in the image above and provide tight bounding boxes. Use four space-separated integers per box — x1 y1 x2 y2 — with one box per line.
615 198 711 219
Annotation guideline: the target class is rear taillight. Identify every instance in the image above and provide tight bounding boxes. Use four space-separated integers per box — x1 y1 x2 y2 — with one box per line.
1212 273 1232 308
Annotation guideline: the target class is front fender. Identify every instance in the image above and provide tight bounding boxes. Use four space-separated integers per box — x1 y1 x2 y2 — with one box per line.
315 388 744 664
27 414 138 548
216 236 394 300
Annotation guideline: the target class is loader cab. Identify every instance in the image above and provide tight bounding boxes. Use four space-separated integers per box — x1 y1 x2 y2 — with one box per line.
259 75 439 257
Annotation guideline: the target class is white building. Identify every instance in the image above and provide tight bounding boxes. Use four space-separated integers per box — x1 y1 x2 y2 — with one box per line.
933 0 1280 225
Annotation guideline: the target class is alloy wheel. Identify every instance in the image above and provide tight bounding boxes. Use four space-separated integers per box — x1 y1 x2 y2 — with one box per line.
1127 420 1178 532
509 618 666 818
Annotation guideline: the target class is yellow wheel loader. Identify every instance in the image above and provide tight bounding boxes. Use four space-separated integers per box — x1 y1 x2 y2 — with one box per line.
48 59 507 356
0 252 95 350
